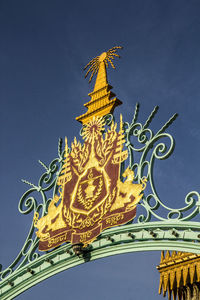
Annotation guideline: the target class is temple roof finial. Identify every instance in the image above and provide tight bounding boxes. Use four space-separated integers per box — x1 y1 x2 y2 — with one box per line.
76 46 123 124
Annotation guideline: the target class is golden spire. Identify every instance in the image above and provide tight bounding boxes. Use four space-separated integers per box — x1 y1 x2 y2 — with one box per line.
76 46 123 124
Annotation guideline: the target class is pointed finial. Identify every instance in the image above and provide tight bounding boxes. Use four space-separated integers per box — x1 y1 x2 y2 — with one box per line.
160 251 164 263
120 114 123 132
76 46 123 124
65 137 68 157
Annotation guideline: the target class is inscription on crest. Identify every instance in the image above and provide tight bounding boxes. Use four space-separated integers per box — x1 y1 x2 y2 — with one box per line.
34 116 146 251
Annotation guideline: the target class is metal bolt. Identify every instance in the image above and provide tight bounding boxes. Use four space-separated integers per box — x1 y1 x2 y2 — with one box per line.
128 233 135 239
197 234 200 239
149 230 157 238
27 268 34 275
8 281 14 287
66 249 73 255
106 236 114 242
45 258 53 265
172 230 179 238
72 243 84 256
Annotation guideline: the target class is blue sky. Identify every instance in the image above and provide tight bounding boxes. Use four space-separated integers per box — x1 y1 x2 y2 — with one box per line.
0 0 200 299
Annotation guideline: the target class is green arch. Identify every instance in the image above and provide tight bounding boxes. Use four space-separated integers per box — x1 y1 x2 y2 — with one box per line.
1 221 200 300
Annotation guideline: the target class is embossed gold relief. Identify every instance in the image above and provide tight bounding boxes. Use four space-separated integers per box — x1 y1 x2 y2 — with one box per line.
34 116 146 251
110 168 146 212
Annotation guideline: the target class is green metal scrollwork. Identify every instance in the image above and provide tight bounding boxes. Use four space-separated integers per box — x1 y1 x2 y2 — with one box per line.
0 138 64 281
123 103 200 223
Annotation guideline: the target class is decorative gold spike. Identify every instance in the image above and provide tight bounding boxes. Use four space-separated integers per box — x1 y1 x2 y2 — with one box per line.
160 250 165 263
189 264 195 284
167 286 171 300
159 274 163 294
196 262 200 281
165 250 171 261
169 270 175 290
176 269 182 288
171 251 177 259
172 289 176 300
182 266 188 285
76 46 123 124
164 272 169 292
65 137 68 155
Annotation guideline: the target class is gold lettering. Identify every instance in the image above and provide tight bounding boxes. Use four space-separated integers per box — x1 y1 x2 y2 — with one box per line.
106 214 124 225
80 231 92 243
48 233 67 247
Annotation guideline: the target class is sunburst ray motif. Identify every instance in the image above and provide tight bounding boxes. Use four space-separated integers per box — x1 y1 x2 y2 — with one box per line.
82 117 105 142
84 46 123 83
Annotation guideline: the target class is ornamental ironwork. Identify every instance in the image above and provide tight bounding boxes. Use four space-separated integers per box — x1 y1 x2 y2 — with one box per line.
0 46 199 300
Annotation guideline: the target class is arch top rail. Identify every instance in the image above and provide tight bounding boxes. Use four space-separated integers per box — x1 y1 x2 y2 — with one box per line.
1 221 200 300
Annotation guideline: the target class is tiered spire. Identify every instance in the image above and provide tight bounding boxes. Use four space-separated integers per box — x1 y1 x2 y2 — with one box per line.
76 46 123 124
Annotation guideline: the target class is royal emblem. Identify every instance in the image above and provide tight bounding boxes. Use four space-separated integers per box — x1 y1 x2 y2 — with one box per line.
34 116 146 251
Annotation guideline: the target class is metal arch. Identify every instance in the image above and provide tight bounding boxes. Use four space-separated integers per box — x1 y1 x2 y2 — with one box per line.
1 222 200 299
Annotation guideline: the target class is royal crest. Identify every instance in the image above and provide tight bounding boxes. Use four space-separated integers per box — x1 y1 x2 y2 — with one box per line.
34 116 146 251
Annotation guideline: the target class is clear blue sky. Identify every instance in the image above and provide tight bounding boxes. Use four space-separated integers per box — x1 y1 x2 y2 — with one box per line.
1 0 200 299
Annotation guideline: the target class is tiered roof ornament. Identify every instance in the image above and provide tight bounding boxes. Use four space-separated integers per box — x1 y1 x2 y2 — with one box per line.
76 46 122 124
